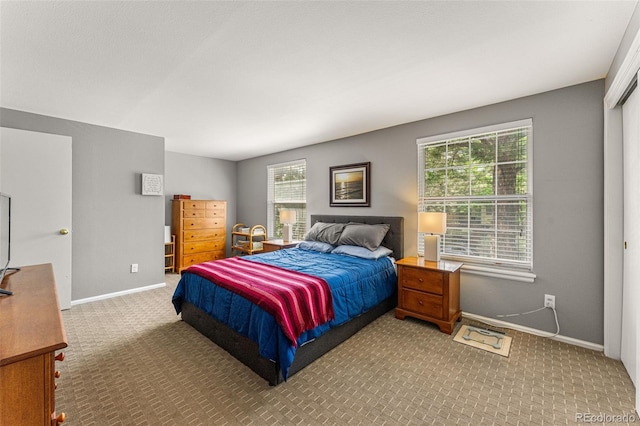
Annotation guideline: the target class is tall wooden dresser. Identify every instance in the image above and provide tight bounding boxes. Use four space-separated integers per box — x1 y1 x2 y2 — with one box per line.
0 263 68 425
172 200 227 272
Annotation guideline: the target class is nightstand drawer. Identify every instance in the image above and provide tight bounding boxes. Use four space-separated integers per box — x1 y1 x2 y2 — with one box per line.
401 289 443 318
400 267 443 294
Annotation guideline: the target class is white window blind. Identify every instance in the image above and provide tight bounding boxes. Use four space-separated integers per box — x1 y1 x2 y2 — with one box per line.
267 159 306 240
417 119 533 271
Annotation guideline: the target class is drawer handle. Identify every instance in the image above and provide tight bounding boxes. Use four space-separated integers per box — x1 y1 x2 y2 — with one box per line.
55 352 65 362
57 412 66 423
55 370 61 378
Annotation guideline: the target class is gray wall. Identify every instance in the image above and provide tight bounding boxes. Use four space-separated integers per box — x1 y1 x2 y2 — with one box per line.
0 108 165 300
164 151 237 255
238 80 605 344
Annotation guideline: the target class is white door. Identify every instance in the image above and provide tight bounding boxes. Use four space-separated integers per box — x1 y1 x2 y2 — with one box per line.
621 77 640 397
0 127 72 309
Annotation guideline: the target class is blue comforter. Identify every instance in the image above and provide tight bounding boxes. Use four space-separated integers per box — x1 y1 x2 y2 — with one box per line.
172 248 397 380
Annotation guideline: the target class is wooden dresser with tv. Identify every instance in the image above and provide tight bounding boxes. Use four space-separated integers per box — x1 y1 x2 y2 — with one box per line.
0 263 68 425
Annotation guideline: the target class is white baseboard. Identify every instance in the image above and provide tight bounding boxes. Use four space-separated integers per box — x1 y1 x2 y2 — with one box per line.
462 312 604 352
71 282 166 307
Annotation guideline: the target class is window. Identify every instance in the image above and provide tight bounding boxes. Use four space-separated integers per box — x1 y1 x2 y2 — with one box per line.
267 159 306 240
417 119 533 272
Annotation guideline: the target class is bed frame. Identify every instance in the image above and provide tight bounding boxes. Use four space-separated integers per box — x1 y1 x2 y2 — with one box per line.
180 215 404 385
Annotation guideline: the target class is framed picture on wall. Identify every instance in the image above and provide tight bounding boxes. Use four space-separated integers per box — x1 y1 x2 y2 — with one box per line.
329 162 370 207
142 173 164 196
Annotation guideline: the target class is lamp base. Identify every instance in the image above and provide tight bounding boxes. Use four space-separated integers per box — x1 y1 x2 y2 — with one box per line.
282 224 293 243
424 234 441 262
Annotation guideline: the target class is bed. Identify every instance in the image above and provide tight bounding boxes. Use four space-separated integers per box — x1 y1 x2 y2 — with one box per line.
172 215 404 385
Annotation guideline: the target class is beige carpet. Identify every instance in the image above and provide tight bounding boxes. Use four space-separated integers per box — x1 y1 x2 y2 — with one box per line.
55 273 636 425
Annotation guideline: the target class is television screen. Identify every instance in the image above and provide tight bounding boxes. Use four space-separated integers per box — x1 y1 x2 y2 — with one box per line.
0 193 10 270
0 193 13 294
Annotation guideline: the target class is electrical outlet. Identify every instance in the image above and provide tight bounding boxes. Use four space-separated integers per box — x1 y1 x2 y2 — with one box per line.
544 294 555 309
131 263 138 273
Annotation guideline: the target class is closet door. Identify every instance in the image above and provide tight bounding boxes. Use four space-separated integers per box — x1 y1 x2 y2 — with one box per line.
621 75 639 391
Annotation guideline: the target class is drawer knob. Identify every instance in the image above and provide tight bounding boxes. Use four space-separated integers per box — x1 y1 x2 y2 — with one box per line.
418 278 424 283
418 300 424 305
55 352 65 362
55 370 61 378
57 412 66 423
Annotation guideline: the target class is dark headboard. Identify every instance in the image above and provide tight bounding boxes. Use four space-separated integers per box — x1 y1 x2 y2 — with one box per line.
310 215 404 260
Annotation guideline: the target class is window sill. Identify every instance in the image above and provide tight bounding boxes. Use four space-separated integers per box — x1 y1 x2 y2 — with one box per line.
459 264 536 283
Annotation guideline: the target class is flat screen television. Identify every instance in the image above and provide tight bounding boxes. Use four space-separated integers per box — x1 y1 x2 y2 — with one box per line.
0 192 13 295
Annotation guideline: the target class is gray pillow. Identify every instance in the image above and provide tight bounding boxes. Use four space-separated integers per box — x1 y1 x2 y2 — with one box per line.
337 223 390 251
303 222 347 245
297 240 335 253
332 245 393 260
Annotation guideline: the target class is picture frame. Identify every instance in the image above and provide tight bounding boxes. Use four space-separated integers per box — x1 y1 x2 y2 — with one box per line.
141 173 164 196
329 162 370 207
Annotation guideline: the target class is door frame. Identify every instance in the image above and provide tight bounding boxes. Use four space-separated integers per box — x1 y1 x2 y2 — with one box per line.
603 25 640 414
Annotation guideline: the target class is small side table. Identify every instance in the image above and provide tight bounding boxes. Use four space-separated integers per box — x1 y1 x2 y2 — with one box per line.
164 235 176 273
262 239 301 253
395 256 463 334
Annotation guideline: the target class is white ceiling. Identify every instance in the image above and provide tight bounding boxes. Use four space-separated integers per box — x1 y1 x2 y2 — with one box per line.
1 1 637 161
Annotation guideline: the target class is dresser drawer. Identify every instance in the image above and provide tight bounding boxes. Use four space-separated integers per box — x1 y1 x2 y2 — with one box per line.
400 267 443 294
184 240 225 254
183 218 225 230
182 200 208 209
183 208 205 218
401 289 443 319
184 229 225 242
204 208 225 218
205 201 226 210
182 251 225 268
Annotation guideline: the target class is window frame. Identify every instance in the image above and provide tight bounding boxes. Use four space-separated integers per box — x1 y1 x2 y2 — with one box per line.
267 159 307 241
417 119 535 281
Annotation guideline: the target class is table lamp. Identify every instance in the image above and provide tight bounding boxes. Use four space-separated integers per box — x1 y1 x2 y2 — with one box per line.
418 212 447 261
279 210 297 242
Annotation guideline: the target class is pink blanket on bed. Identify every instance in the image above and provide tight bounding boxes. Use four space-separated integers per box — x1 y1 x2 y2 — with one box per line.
186 257 334 346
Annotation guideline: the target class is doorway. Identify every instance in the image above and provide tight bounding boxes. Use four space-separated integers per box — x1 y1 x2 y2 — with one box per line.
0 127 72 309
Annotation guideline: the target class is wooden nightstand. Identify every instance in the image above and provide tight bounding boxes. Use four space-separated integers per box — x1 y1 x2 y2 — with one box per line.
395 256 463 334
262 239 301 253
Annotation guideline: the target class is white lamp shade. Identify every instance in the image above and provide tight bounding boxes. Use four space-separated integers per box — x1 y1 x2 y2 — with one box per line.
418 212 447 235
279 210 297 224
